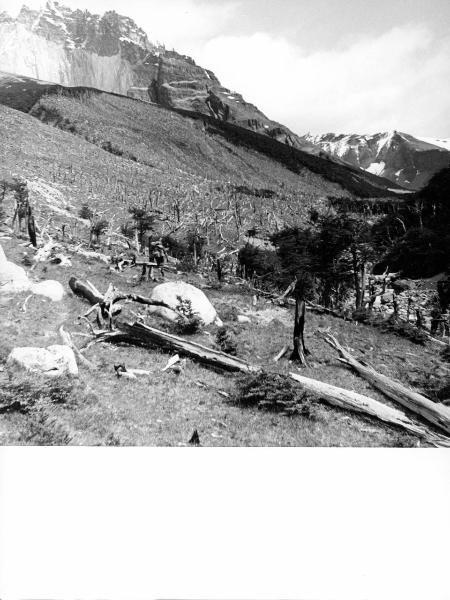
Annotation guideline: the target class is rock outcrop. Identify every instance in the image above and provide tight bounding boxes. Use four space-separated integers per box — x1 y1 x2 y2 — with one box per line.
148 281 222 326
7 344 78 377
0 1 307 149
303 131 450 190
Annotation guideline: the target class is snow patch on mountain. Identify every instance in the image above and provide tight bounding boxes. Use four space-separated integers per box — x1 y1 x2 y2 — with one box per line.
417 137 450 151
366 161 386 176
304 130 450 190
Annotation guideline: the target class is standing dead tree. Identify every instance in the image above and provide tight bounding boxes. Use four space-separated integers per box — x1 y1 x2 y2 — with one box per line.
11 179 37 247
290 279 310 366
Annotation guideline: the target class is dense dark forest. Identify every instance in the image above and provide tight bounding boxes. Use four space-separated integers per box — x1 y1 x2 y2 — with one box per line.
239 167 450 310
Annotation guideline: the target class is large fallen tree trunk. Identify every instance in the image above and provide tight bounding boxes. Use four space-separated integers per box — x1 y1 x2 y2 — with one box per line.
324 333 450 436
87 319 449 444
95 321 259 373
289 372 450 445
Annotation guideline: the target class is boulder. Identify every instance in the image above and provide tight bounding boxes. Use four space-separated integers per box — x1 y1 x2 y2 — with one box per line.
31 280 65 302
7 345 78 377
148 281 223 326
0 243 31 293
0 243 64 300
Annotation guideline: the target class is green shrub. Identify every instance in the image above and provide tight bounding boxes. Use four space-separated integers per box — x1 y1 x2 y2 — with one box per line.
234 371 319 417
174 296 203 334
440 346 450 363
216 326 238 355
215 303 239 322
79 203 93 220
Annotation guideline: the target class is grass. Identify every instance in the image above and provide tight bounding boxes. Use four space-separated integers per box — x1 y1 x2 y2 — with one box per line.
0 81 440 446
0 232 443 446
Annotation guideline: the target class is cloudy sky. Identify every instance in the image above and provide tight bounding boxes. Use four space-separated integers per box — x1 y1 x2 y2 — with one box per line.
2 0 450 137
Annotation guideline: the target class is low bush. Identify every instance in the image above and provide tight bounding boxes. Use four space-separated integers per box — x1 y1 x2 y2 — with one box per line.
440 346 450 363
174 296 203 334
79 203 93 220
215 303 239 322
234 371 319 417
0 376 73 413
216 326 238 356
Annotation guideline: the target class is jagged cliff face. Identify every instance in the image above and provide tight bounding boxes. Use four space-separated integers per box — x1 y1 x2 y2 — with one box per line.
303 131 450 190
0 1 305 147
0 1 158 93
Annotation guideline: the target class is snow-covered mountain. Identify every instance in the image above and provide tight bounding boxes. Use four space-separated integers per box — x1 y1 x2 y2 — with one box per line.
303 131 450 190
0 1 305 148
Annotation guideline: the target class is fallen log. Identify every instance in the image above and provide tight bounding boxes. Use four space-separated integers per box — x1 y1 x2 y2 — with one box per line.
87 319 448 444
289 372 449 446
94 321 259 373
324 333 450 436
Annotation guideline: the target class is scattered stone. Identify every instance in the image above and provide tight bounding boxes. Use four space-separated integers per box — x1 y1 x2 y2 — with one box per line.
7 345 78 377
237 314 251 323
31 280 65 302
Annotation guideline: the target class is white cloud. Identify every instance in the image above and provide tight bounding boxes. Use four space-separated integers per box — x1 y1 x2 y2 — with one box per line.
197 25 450 137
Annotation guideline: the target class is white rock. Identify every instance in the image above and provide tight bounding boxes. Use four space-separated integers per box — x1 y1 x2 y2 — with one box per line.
0 260 31 293
148 281 222 326
237 314 251 323
0 243 64 300
31 280 65 302
7 345 78 377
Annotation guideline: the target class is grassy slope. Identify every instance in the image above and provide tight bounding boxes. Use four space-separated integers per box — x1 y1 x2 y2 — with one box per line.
0 97 352 241
0 231 446 447
0 84 443 447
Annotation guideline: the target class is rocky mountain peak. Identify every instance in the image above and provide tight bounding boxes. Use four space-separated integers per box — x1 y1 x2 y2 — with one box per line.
304 130 450 189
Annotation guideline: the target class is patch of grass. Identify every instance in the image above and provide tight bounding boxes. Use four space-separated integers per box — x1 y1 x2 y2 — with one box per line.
353 310 428 345
19 405 73 445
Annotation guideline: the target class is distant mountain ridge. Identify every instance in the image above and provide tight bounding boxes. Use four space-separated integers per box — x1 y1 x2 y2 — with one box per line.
0 1 307 149
303 131 450 190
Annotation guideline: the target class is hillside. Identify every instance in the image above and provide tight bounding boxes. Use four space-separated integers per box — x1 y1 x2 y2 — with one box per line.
0 71 409 227
304 131 450 190
0 89 355 245
1 227 448 447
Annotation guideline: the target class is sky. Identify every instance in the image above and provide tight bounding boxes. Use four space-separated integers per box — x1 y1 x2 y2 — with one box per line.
1 0 450 137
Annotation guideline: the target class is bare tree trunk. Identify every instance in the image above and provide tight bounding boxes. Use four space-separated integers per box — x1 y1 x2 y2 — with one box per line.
290 294 309 365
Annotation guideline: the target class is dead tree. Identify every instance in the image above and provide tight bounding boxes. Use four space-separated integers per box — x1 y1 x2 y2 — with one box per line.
216 258 223 282
290 281 310 365
27 206 37 247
